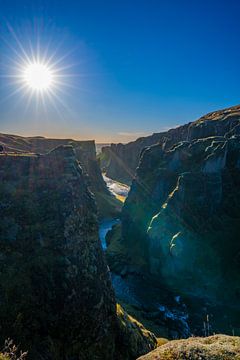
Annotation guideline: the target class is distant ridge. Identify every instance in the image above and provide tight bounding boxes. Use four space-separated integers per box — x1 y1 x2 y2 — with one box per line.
100 104 240 183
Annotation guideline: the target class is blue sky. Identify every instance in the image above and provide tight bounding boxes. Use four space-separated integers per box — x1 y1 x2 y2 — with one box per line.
0 0 239 142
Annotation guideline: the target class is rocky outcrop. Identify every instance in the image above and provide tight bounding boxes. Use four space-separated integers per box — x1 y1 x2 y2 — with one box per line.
121 135 240 302
137 335 240 360
0 133 120 218
0 147 156 359
0 146 115 359
101 105 240 183
146 136 240 304
107 105 240 336
116 304 157 359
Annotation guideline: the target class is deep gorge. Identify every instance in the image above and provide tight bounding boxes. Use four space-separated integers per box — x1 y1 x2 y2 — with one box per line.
0 104 240 359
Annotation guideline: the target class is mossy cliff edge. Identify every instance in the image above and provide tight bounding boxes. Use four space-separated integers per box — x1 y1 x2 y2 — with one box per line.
0 146 155 359
0 133 121 219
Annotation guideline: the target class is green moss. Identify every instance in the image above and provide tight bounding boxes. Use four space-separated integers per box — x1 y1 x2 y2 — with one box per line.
118 301 169 339
116 304 157 359
138 335 240 360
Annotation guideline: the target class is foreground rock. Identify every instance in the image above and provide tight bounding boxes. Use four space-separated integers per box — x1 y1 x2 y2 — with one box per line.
137 335 240 360
0 146 156 359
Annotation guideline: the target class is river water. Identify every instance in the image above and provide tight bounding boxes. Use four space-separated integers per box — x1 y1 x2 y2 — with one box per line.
102 174 129 202
99 218 120 250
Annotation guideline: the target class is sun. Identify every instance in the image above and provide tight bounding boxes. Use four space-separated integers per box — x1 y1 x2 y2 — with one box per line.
23 63 53 91
2 24 77 114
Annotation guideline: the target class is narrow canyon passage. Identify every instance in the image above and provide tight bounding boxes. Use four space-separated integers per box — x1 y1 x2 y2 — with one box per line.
99 174 191 339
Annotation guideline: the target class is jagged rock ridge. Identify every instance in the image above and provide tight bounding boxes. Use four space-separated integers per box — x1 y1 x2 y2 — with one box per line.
101 105 240 183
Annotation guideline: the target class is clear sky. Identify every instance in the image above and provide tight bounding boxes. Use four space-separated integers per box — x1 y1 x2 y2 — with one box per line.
0 0 239 143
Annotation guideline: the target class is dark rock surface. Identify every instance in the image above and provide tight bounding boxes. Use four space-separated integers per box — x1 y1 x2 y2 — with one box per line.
0 133 120 218
101 105 240 184
108 105 240 336
0 147 156 359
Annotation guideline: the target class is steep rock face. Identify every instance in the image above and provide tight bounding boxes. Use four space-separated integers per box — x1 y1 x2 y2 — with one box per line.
0 133 119 218
101 133 172 184
0 146 156 359
137 335 240 360
118 106 240 308
147 137 240 303
0 146 116 359
101 105 240 183
0 133 106 193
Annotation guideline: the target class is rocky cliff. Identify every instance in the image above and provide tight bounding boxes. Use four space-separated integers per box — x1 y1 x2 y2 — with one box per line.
107 105 240 335
0 133 120 218
0 147 156 359
101 105 240 183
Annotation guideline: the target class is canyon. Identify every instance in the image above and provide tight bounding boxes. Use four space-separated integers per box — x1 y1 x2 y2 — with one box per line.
0 104 240 359
105 105 240 340
0 145 156 359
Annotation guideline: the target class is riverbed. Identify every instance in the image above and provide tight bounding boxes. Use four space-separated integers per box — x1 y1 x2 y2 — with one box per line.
102 174 129 202
99 218 120 250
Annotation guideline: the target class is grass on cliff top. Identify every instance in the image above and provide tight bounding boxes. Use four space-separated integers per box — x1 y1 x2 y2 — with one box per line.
116 303 157 354
138 334 240 360
119 301 169 340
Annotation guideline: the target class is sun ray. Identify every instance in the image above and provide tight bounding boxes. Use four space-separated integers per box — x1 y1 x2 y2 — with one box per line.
0 22 85 121
6 22 32 64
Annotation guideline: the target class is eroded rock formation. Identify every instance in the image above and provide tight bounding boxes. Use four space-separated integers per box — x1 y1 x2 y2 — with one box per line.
0 133 121 218
101 105 240 184
0 146 156 359
107 105 240 335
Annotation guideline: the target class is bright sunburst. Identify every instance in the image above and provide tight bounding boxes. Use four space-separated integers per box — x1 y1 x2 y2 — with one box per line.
1 23 80 118
23 62 53 91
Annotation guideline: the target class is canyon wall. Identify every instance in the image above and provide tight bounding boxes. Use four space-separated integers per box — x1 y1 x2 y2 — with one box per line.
109 105 240 307
101 105 240 184
0 146 156 359
0 133 120 218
